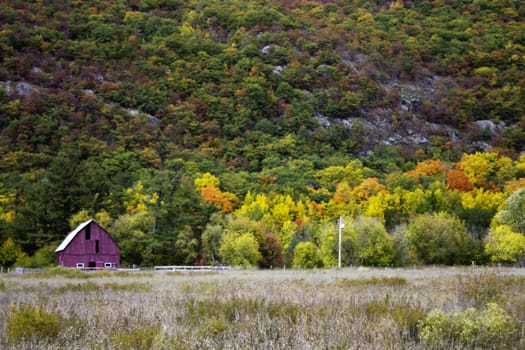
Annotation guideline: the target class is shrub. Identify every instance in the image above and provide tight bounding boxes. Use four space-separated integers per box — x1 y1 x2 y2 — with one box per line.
292 241 322 268
363 300 389 320
420 308 458 348
421 303 517 349
319 220 356 268
6 304 62 343
391 304 426 340
352 216 395 267
493 188 525 234
15 243 57 268
484 225 525 263
406 212 472 265
110 326 172 350
219 231 261 268
0 238 26 268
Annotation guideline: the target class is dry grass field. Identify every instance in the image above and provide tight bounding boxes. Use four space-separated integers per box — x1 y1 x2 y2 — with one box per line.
1 267 524 349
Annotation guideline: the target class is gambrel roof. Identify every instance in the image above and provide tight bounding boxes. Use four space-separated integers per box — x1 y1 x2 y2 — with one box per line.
55 219 93 253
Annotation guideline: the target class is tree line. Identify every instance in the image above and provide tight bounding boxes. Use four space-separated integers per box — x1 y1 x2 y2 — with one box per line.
1 151 525 268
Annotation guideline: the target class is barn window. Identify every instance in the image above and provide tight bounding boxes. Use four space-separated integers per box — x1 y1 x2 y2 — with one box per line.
85 225 91 240
104 262 112 268
95 240 99 253
76 263 84 269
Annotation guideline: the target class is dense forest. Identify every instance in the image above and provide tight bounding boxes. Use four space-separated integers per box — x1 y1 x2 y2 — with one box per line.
1 0 525 268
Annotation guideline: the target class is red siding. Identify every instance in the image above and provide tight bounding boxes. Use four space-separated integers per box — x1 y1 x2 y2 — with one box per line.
57 222 120 268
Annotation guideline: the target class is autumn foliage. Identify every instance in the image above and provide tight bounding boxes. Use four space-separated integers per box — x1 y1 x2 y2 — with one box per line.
1 0 525 267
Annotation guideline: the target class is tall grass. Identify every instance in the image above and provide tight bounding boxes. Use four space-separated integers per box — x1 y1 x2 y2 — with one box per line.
1 267 524 349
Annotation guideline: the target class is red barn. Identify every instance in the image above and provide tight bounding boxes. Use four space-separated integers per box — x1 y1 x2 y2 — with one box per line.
55 220 120 269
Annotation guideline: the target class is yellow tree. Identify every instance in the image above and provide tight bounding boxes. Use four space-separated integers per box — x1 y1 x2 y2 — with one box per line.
406 159 448 179
365 191 405 228
314 160 367 191
123 181 159 214
403 188 429 214
269 194 296 229
365 193 389 224
194 172 221 191
0 184 15 231
458 152 495 186
460 188 506 213
279 220 298 254
517 153 525 173
237 192 270 220
457 152 515 189
484 225 525 263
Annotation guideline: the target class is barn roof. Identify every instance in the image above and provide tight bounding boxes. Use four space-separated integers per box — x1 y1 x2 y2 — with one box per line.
55 219 93 252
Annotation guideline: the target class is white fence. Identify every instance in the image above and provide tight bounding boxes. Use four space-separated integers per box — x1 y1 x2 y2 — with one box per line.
154 265 231 272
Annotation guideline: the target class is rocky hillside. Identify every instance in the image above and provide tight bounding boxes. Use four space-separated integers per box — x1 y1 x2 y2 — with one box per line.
1 0 524 162
1 0 525 265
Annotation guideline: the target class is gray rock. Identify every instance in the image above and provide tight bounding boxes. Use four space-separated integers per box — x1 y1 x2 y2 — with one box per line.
15 82 38 97
261 45 272 55
273 65 283 74
473 120 505 135
30 67 43 74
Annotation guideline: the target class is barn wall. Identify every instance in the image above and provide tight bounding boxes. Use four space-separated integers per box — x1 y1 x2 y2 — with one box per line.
58 222 120 268
57 252 120 268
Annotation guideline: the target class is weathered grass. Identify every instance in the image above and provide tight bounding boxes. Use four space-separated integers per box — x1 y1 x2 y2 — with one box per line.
456 268 525 308
54 281 151 294
337 276 407 286
21 267 154 279
0 267 524 349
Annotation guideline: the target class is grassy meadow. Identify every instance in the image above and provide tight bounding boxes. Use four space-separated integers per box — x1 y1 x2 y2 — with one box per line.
1 267 525 349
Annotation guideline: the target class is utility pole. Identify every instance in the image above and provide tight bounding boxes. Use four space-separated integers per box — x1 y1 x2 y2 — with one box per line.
338 216 344 269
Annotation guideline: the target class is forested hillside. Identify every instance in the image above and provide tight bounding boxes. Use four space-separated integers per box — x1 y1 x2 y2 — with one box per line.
1 0 525 268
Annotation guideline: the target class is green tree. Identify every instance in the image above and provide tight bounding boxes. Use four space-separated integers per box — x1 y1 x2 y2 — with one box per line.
202 222 224 264
21 152 112 249
147 171 209 265
352 216 395 267
15 243 56 268
219 231 261 268
292 241 321 268
406 213 472 265
112 212 155 266
173 226 200 265
0 238 26 268
319 219 356 267
492 189 525 234
315 160 367 191
68 209 91 229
